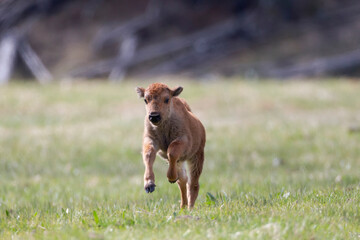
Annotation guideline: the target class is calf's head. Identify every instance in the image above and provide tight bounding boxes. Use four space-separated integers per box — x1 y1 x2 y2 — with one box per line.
136 83 183 126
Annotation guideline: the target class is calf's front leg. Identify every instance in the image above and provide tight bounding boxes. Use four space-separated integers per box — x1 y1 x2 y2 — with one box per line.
142 140 157 193
167 138 187 183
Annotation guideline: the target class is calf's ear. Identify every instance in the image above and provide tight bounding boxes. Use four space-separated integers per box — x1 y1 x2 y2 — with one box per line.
172 86 183 97
136 87 145 98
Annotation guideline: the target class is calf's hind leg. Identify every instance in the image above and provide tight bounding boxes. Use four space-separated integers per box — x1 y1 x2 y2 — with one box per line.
176 162 188 208
187 150 204 209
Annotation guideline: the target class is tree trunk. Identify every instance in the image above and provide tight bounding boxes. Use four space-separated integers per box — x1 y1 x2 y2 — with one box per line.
108 34 138 81
0 33 18 85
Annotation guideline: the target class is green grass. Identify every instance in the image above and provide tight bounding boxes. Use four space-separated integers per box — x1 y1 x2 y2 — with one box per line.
0 79 359 239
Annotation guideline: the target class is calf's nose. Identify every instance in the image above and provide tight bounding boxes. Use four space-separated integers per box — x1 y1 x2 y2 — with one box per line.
149 112 161 124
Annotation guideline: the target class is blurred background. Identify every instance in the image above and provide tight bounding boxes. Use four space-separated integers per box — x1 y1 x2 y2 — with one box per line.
1 0 360 84
1 2 360 238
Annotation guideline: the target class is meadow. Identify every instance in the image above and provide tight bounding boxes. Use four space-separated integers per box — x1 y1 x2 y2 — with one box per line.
0 79 359 239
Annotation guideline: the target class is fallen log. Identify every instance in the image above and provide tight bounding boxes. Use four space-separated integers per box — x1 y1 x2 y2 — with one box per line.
94 0 162 50
69 14 253 78
18 40 53 83
266 48 360 78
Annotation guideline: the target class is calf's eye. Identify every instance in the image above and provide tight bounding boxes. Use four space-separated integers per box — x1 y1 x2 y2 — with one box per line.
144 99 148 104
164 98 169 104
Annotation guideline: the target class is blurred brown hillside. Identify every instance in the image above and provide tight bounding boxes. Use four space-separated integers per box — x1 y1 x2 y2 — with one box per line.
1 0 360 83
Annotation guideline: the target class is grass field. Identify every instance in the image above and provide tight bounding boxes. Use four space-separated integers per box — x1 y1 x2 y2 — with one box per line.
0 79 359 239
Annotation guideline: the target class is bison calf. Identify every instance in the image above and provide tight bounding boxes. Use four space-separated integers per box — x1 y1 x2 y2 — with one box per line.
136 83 206 209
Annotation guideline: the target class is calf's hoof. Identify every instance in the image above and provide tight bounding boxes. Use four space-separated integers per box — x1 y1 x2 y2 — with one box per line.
167 169 178 184
168 178 179 184
144 182 156 193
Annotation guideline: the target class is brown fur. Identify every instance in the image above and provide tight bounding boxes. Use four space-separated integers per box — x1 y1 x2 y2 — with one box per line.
136 83 206 209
